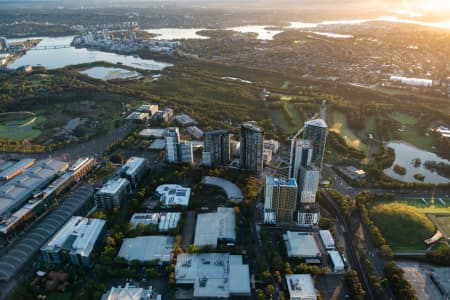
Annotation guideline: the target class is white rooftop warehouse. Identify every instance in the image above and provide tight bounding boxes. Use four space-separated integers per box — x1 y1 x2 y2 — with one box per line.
319 230 336 250
175 253 250 298
284 231 321 258
328 250 345 272
118 235 174 263
194 207 236 248
286 274 317 300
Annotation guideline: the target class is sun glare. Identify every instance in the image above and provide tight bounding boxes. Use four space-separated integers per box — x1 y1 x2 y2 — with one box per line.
406 0 450 11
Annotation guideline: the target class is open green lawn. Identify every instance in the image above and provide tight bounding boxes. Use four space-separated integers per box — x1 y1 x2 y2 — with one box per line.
281 81 291 89
370 203 436 251
328 110 368 151
0 116 46 140
375 198 450 213
389 112 437 150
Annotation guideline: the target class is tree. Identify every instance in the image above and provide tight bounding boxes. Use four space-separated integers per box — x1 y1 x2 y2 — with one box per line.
110 153 124 164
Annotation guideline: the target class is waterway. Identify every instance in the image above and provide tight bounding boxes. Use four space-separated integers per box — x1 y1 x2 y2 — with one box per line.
7 36 171 71
384 141 450 184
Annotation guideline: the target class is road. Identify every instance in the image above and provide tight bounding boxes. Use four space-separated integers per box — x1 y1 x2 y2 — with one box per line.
320 190 377 300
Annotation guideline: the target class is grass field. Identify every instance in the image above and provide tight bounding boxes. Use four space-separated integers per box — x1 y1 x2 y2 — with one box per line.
0 116 46 140
390 112 437 150
328 110 368 151
370 202 436 250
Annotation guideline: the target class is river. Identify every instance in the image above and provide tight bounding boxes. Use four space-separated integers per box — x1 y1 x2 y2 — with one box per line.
7 36 171 71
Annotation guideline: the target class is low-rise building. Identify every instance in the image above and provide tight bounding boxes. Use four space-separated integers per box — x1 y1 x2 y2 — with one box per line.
95 177 131 209
139 128 167 139
126 112 149 123
175 253 251 298
339 166 366 181
194 207 236 248
136 104 159 116
286 274 317 300
263 148 273 165
130 212 181 232
328 250 345 272
41 216 106 267
173 113 197 127
187 126 204 139
155 184 191 207
152 108 173 123
319 230 336 250
120 157 149 189
264 139 280 154
117 235 174 264
149 139 166 150
284 231 321 259
101 283 161 300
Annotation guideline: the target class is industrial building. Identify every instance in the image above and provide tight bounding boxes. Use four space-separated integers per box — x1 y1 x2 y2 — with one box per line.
117 235 174 263
0 185 95 282
41 216 106 267
328 250 345 272
286 274 317 300
202 130 231 167
284 231 321 259
101 283 161 300
240 121 264 176
338 166 367 181
155 184 191 207
129 212 181 232
264 176 298 224
0 158 36 181
95 177 132 209
0 159 69 217
194 207 236 248
175 253 251 298
0 158 95 236
120 156 149 189
319 230 336 250
303 119 328 170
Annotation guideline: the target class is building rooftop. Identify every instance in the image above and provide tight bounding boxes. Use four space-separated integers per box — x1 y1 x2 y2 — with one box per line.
41 216 106 258
97 177 130 195
174 113 197 126
130 212 181 232
156 184 191 206
319 230 335 250
121 157 147 177
284 231 321 258
0 185 94 282
138 128 167 138
266 176 297 187
201 176 244 202
242 121 264 132
175 253 250 298
0 159 69 216
149 139 166 150
328 250 345 271
0 158 36 180
304 118 328 128
101 283 161 300
286 274 317 300
118 236 174 263
194 207 236 248
126 112 149 120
